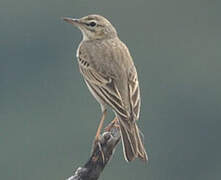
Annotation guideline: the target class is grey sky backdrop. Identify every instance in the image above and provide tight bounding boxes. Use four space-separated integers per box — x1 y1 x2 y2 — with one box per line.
1 0 221 179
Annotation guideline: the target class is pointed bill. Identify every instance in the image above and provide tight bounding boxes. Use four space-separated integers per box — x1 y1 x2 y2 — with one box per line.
63 17 81 26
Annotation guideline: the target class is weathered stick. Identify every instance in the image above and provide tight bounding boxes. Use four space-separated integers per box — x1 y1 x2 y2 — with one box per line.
66 124 121 180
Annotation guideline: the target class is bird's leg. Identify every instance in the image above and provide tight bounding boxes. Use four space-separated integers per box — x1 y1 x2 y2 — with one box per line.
92 109 107 162
104 117 120 132
94 109 107 142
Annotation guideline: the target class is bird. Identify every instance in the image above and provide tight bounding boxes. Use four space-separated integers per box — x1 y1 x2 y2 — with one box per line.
63 14 148 162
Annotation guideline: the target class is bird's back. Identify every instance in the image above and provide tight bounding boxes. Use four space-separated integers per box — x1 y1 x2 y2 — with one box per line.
77 37 137 115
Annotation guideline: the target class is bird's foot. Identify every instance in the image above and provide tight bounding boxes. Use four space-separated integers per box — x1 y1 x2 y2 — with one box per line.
92 136 105 163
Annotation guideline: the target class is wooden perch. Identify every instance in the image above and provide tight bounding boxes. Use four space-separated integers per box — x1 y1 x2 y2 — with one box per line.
66 124 121 180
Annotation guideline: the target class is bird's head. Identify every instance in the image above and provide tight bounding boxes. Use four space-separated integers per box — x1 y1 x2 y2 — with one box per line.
63 14 118 40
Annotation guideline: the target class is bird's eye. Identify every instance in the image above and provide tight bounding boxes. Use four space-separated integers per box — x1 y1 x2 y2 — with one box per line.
89 21 96 27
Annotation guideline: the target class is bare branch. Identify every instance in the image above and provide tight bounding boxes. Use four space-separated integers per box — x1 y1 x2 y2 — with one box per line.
66 124 121 180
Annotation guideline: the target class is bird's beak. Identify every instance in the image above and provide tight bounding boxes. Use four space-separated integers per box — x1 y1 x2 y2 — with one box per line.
63 17 81 26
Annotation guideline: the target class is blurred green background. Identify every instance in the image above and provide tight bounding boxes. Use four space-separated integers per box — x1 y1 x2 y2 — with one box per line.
1 0 221 179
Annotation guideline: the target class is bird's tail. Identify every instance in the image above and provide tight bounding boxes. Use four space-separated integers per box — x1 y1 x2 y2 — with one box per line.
118 117 148 162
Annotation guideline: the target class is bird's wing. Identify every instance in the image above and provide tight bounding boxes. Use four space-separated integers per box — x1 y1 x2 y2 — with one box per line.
128 66 141 121
78 57 129 118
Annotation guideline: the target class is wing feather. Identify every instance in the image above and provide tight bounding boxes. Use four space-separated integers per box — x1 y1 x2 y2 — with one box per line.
128 66 141 121
78 59 129 118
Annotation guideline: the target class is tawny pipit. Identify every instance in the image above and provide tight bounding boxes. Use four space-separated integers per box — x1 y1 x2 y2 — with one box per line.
63 14 147 162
